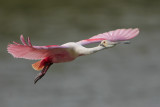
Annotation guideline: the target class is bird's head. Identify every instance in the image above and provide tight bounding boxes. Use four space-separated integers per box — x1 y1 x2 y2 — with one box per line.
99 40 118 48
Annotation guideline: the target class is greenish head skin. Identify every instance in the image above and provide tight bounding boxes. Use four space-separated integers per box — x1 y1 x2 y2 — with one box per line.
99 40 118 48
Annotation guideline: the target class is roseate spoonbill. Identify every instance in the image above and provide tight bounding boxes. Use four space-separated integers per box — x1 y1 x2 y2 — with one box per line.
7 28 139 84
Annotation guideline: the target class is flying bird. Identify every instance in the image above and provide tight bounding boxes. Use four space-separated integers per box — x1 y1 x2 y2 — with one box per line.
7 28 139 84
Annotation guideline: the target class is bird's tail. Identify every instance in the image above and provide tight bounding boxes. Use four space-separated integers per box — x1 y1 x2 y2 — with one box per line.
32 60 45 71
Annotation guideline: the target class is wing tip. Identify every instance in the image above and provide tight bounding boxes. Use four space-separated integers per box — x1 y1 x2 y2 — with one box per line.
130 28 140 38
7 44 20 58
135 28 140 34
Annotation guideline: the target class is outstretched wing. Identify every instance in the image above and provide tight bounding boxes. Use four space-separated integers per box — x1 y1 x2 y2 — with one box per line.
7 35 69 60
77 28 139 45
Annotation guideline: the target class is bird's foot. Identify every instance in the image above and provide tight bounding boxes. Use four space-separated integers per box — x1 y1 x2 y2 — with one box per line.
34 63 53 84
34 72 45 84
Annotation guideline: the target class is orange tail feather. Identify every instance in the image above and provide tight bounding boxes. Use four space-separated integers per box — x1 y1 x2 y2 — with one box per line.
32 60 44 71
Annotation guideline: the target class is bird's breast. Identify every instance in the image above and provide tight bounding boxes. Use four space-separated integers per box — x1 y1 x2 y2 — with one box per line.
51 49 78 63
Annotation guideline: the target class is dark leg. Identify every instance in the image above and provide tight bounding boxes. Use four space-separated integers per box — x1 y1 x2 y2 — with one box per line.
34 63 53 84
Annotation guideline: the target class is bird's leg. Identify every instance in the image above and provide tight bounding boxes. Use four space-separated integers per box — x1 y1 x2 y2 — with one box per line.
34 63 53 84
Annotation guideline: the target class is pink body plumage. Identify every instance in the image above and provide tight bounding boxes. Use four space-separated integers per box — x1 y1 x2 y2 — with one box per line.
7 28 139 83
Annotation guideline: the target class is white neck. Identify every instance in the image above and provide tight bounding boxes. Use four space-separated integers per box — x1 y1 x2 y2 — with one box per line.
76 45 106 55
62 42 110 56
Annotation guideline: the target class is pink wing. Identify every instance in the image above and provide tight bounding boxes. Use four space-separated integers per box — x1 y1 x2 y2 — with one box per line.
77 28 139 45
7 35 69 60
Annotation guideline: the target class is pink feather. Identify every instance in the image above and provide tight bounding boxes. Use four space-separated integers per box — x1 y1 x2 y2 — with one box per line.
77 28 139 45
7 28 139 60
7 28 140 84
7 35 69 60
